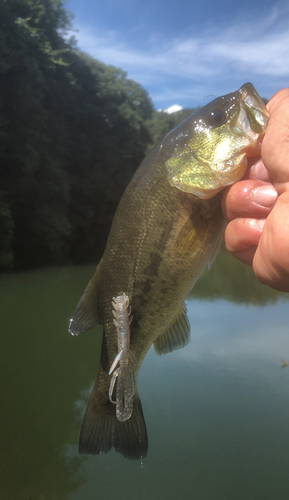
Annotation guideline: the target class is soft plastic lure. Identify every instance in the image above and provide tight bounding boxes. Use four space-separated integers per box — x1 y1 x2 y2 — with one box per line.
109 294 137 422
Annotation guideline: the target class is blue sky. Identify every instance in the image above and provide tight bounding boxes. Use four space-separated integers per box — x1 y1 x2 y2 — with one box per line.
65 0 289 110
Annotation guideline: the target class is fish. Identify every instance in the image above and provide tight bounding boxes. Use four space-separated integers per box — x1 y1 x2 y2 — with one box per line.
69 83 269 460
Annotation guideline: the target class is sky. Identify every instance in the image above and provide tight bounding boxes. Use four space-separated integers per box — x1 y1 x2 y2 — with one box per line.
65 0 289 111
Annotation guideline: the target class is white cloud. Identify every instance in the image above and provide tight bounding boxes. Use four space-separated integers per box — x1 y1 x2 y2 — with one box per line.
164 104 183 114
70 8 289 106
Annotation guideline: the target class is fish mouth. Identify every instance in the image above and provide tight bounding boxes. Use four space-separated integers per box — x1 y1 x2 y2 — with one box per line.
209 83 270 195
237 83 270 140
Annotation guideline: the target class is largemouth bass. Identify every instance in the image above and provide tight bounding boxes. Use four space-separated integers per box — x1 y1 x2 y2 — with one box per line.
69 83 269 459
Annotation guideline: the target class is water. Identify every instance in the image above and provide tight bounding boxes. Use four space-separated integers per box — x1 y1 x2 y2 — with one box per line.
1 256 289 499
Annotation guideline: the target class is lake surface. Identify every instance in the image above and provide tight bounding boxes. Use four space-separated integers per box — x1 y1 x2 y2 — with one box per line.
1 252 289 499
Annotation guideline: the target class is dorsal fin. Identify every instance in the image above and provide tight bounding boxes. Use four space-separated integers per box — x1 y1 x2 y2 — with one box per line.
69 266 101 336
153 304 190 356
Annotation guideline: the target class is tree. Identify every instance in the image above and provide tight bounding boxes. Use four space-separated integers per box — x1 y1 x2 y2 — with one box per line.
0 0 154 269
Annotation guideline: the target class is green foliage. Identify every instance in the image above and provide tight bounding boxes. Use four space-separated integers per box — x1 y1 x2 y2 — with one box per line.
0 0 200 271
0 0 154 269
0 191 14 268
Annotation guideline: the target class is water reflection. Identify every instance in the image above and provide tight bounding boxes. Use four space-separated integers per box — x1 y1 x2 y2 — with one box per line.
192 246 286 305
0 266 99 499
69 297 289 500
1 259 289 499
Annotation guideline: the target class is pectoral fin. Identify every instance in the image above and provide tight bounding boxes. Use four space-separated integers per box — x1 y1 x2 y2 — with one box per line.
207 221 226 270
153 304 190 355
69 266 101 336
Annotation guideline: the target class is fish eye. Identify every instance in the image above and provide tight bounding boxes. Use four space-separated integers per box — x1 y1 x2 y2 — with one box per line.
207 107 227 127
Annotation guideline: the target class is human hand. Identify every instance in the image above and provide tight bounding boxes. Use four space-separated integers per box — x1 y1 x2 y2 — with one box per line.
222 88 289 292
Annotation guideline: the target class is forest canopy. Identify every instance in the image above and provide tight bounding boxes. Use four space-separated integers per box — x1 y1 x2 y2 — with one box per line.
0 0 196 271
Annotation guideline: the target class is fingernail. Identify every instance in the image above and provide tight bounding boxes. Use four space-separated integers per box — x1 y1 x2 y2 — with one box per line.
251 160 271 182
252 185 278 207
249 219 266 231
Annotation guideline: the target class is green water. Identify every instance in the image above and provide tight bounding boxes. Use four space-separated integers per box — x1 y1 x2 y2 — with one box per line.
1 254 289 499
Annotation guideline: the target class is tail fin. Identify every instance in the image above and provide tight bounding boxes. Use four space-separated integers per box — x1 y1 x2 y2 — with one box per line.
79 369 148 460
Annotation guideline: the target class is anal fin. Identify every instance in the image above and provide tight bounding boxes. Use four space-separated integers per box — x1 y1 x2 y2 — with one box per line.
153 303 190 356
